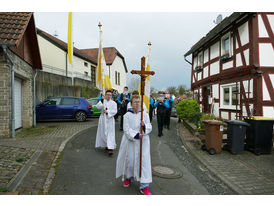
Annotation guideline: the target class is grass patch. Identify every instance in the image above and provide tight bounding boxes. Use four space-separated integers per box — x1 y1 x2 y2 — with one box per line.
16 158 24 163
0 188 9 192
54 150 64 173
15 126 55 138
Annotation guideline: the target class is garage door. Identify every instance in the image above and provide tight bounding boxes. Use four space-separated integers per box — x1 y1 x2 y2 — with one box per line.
14 78 22 129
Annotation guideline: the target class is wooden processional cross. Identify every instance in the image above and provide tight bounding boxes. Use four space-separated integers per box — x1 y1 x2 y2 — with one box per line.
131 56 155 178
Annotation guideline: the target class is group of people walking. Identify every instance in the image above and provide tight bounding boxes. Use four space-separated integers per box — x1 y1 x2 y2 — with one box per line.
94 86 174 195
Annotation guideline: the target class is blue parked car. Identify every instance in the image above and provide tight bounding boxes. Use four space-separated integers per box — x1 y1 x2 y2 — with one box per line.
36 97 93 122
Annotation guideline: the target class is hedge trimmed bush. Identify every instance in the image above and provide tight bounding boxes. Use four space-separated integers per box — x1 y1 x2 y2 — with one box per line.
177 100 200 121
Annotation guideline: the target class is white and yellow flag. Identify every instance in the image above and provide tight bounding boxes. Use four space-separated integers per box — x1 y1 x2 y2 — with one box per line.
138 44 151 113
97 24 112 92
67 12 73 64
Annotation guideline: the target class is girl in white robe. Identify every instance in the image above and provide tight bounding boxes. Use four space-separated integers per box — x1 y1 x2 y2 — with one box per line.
95 90 117 155
116 95 153 195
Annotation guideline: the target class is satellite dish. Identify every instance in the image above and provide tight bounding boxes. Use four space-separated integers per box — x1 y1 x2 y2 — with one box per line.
53 30 58 37
216 14 223 24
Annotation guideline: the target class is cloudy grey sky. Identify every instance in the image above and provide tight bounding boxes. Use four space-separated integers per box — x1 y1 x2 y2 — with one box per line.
34 12 233 90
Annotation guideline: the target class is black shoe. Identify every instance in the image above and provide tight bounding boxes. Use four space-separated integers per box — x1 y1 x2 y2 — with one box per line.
158 134 161 137
108 150 114 156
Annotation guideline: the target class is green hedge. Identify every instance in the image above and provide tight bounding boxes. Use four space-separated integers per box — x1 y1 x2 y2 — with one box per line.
177 100 200 121
80 86 100 99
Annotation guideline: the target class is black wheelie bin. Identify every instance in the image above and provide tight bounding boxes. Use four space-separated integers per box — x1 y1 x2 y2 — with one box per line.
223 120 250 154
244 116 274 155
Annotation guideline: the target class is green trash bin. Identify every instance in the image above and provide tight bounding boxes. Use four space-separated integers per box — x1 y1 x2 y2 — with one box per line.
244 116 274 155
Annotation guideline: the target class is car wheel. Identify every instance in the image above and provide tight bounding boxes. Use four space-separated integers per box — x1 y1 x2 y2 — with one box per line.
75 111 87 122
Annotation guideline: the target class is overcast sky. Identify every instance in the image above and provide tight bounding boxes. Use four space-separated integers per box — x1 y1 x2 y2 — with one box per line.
34 12 233 91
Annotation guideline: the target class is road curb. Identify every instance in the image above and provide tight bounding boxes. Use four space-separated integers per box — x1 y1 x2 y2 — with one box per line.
177 123 248 195
7 150 42 192
42 124 97 194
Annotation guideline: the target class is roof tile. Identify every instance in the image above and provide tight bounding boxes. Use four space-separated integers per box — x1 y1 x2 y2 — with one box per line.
0 12 32 46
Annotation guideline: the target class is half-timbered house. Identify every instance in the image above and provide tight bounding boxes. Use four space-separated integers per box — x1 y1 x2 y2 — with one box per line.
184 12 274 119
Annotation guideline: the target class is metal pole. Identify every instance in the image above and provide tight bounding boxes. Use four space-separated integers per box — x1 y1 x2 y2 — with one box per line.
33 69 38 127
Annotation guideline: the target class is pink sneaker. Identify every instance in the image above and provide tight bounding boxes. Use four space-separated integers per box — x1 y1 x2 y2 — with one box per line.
123 178 131 187
140 187 152 195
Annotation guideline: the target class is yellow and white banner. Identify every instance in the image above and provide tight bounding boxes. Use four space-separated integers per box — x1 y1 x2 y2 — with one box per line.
97 26 112 91
67 12 73 64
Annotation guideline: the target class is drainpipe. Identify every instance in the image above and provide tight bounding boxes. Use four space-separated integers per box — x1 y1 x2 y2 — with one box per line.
2 45 15 138
33 69 38 127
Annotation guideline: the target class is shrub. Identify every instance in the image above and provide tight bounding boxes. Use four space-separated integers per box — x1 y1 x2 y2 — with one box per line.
199 113 216 129
177 100 200 121
81 86 100 99
189 112 202 128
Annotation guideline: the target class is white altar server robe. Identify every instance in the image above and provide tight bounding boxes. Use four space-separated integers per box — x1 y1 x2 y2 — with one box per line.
116 109 152 183
95 99 117 150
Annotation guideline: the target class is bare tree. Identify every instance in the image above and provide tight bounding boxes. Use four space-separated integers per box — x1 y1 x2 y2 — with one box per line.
166 86 177 96
177 84 187 95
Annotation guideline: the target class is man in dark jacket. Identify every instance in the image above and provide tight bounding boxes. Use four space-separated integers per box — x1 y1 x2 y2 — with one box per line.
154 92 166 137
163 91 174 130
117 86 132 131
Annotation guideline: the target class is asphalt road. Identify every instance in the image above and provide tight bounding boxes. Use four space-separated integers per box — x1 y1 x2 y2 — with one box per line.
49 116 233 195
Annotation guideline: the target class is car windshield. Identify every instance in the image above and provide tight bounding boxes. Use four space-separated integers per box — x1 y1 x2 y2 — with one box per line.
88 99 98 105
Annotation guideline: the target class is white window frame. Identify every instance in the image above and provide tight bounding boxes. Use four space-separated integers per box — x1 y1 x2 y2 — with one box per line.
220 83 240 110
221 32 232 57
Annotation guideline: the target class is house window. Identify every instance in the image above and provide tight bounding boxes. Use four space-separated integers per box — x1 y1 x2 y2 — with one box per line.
84 62 88 67
198 53 203 67
221 83 239 109
84 71 88 76
115 71 117 85
221 33 231 56
91 66 95 84
118 72 120 86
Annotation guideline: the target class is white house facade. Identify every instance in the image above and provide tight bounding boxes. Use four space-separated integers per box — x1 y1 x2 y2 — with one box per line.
37 28 97 85
81 47 128 93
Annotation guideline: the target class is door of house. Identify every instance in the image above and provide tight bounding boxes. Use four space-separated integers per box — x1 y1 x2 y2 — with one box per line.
14 78 22 129
202 86 210 113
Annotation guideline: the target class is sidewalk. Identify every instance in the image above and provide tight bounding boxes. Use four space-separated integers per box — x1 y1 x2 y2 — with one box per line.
0 120 97 195
178 121 274 195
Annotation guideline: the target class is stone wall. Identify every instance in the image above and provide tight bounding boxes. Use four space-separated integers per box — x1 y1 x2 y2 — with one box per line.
0 49 11 138
35 71 97 104
0 48 34 138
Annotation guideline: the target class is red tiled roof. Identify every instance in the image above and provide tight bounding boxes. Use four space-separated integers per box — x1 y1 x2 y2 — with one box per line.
37 28 97 65
80 47 128 72
0 12 32 46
